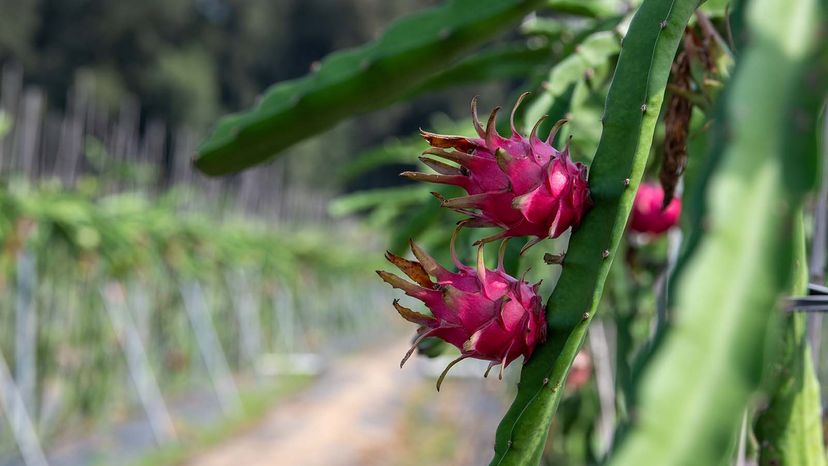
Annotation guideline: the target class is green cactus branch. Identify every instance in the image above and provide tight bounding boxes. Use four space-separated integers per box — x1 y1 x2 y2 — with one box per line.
755 218 826 466
606 0 825 464
490 0 700 464
193 0 547 176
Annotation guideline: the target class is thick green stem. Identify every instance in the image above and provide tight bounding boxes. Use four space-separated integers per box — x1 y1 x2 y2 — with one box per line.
606 0 825 464
194 0 545 175
755 219 826 466
489 1 699 464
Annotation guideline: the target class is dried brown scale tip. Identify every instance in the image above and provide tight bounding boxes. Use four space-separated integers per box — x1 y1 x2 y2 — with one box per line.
470 96 485 137
400 171 465 185
510 92 531 135
408 239 450 277
384 251 432 288
462 218 498 228
429 191 447 202
442 192 491 209
520 237 545 255
418 157 463 176
484 106 502 147
473 230 509 246
422 147 476 165
436 355 468 391
546 118 569 144
392 299 434 326
543 253 565 265
529 115 548 143
419 128 477 152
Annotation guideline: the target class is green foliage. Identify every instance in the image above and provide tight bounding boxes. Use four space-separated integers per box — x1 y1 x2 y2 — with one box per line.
0 180 381 446
490 0 700 463
145 46 220 127
194 0 546 175
755 221 826 466
606 0 826 464
411 42 554 95
522 30 621 128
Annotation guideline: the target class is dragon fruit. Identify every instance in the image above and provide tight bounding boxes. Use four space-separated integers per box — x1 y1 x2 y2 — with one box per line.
629 182 682 235
402 94 591 250
376 234 546 390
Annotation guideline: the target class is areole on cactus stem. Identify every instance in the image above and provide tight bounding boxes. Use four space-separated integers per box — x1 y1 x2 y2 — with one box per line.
402 94 592 252
376 230 547 391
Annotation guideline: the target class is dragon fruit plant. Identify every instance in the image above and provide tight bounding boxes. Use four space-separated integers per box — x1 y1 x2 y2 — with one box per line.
377 233 546 390
403 94 591 251
195 0 827 463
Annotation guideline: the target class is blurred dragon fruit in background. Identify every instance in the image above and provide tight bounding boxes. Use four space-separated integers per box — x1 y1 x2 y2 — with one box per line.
376 235 546 390
629 182 682 235
402 94 591 250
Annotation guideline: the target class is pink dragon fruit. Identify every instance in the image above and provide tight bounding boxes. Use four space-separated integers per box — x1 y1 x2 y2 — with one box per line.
376 234 546 390
402 94 591 251
629 182 682 235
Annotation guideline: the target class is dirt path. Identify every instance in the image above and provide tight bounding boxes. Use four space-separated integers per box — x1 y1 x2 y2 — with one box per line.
185 341 421 466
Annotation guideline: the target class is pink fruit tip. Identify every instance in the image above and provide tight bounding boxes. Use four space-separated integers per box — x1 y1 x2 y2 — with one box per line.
377 232 547 389
629 182 682 235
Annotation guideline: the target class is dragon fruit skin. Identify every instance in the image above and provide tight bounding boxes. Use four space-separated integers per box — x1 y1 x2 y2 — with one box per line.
376 236 547 389
629 182 682 235
402 94 591 247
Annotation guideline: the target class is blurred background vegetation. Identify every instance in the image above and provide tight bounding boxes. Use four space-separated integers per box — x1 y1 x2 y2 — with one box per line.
0 0 521 193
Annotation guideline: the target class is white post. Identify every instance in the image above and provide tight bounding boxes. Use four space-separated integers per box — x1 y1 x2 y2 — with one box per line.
227 270 261 368
588 320 616 455
101 283 178 445
808 110 828 370
15 249 37 433
179 280 242 416
272 284 296 352
0 348 48 466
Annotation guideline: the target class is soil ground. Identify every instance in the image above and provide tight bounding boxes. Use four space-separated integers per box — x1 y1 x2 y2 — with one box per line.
185 340 507 466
